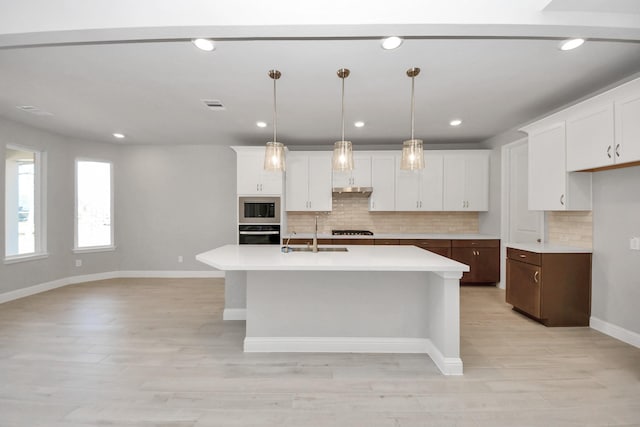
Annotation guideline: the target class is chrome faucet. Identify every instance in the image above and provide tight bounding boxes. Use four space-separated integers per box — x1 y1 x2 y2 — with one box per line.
281 231 296 253
312 216 319 252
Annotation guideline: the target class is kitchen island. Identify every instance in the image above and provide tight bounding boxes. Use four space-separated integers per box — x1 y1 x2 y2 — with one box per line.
196 244 469 375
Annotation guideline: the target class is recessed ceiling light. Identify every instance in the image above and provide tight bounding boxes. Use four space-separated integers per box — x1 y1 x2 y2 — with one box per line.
192 38 215 52
112 133 125 139
354 121 365 128
381 36 403 50
559 38 585 51
449 119 462 127
256 121 267 128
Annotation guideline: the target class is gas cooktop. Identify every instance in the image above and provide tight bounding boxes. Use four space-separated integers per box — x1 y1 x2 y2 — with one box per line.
331 230 374 236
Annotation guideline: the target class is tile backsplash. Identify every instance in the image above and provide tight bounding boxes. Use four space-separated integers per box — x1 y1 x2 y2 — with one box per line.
547 211 593 249
286 194 479 234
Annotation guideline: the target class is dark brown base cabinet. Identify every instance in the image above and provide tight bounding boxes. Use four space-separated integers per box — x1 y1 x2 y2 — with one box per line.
450 240 500 284
506 247 592 327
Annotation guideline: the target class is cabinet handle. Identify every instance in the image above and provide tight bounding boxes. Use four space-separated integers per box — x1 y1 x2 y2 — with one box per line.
560 194 565 206
519 254 526 258
420 201 423 208
416 201 419 208
615 144 621 158
607 145 612 158
533 271 539 284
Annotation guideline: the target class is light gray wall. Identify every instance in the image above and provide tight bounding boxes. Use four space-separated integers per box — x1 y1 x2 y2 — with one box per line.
117 144 236 271
0 118 120 293
591 165 640 335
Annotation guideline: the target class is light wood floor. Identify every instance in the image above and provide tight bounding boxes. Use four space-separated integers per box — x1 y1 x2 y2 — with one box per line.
0 278 639 427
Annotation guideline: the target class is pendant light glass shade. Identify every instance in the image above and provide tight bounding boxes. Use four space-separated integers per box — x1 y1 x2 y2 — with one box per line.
332 68 354 171
264 69 285 172
400 67 424 171
264 141 286 171
333 140 354 171
400 139 424 170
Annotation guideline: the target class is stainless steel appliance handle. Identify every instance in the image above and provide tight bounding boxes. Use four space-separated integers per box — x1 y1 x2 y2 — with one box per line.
239 231 280 235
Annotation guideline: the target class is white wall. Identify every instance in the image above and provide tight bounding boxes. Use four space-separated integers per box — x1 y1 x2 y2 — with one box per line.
117 144 236 271
591 165 640 336
0 118 120 294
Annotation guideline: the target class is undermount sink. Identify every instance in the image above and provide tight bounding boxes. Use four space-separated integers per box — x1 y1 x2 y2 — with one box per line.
281 246 348 253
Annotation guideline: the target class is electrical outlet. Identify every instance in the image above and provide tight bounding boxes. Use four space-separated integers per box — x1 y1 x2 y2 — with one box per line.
75 259 82 267
178 255 183 263
630 237 640 251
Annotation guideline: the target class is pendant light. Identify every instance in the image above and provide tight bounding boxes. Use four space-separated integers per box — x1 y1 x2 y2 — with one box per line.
332 68 354 172
264 69 286 171
400 67 424 170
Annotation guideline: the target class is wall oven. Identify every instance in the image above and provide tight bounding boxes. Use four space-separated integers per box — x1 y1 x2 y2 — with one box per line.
239 196 281 224
238 224 281 245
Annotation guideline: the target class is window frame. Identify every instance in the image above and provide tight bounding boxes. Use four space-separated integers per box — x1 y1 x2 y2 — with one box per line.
4 144 48 263
74 157 115 253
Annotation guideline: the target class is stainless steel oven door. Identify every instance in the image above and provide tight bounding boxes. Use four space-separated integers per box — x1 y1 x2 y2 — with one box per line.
238 197 281 224
238 225 281 245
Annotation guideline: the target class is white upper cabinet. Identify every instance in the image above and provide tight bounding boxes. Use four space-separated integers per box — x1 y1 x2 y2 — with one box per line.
566 102 615 172
564 77 640 171
369 153 396 211
395 153 444 211
615 84 640 165
443 151 489 211
285 152 332 212
332 154 372 188
526 122 591 211
233 146 283 195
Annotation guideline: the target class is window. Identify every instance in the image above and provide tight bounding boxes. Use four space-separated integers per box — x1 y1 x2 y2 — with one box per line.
75 160 113 250
5 146 45 259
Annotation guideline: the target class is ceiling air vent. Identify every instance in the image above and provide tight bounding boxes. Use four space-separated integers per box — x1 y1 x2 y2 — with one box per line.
16 105 54 116
202 99 225 111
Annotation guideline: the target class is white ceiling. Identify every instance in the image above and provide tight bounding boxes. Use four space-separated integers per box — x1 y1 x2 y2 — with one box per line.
1 2 640 148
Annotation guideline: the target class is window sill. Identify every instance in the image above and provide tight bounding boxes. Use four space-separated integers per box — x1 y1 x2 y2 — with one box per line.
73 245 116 254
4 252 50 265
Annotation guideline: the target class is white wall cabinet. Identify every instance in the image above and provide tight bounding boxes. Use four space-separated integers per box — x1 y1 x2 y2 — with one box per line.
332 154 372 188
285 152 332 212
369 153 396 211
615 88 640 166
395 153 444 211
526 122 591 211
443 151 489 211
233 146 283 195
566 102 615 172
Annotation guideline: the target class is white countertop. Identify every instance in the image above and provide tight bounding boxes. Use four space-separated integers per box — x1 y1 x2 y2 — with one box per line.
197 244 470 272
507 243 592 254
289 233 499 240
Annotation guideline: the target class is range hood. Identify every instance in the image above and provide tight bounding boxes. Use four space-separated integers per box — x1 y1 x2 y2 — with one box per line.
332 186 373 196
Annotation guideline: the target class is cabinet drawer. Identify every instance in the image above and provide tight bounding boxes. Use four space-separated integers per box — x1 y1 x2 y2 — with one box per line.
402 239 451 248
375 239 400 245
332 239 374 246
507 247 541 266
452 239 499 248
286 238 332 245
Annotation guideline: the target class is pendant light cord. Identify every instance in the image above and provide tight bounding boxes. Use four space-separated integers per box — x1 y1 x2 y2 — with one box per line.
341 74 345 142
410 74 415 141
273 76 277 143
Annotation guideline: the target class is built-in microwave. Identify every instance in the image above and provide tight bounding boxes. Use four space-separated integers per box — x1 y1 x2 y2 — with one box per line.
238 196 281 224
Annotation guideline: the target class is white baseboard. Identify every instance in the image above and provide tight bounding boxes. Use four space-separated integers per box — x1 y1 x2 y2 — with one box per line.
243 337 463 375
0 270 224 305
590 316 640 349
223 308 247 320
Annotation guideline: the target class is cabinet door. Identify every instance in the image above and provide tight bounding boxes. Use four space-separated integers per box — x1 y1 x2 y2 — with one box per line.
419 154 444 211
450 247 475 283
566 103 615 171
307 153 332 211
528 123 567 211
369 154 396 211
395 158 421 211
443 156 466 211
236 151 263 195
615 91 640 165
351 155 372 187
474 247 500 282
285 154 309 211
261 167 284 194
506 259 541 318
464 154 489 211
